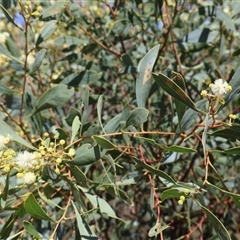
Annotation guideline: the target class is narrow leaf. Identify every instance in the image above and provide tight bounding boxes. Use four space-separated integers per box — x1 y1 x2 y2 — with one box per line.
0 83 16 95
161 189 182 201
161 145 197 153
104 113 121 133
136 44 160 108
208 182 240 209
23 221 42 238
69 166 88 188
0 4 23 31
93 136 115 150
98 197 120 219
0 119 36 150
224 147 240 154
0 43 23 64
216 8 235 31
153 73 199 112
82 189 121 220
126 108 149 126
24 194 54 221
178 28 218 43
6 37 21 57
148 224 169 237
133 158 176 184
29 49 46 74
71 116 81 143
196 200 232 240
97 95 104 132
69 144 104 166
36 20 58 47
41 1 65 19
172 72 187 123
30 84 74 115
210 127 240 141
72 201 97 237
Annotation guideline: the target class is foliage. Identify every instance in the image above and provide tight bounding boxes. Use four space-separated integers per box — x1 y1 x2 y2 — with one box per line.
0 0 240 239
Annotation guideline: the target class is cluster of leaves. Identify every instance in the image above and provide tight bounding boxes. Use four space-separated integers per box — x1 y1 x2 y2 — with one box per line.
0 0 240 239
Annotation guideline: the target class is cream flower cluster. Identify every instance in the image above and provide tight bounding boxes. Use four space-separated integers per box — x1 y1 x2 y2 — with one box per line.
209 79 232 97
0 134 11 150
201 79 232 104
14 151 40 169
0 131 77 186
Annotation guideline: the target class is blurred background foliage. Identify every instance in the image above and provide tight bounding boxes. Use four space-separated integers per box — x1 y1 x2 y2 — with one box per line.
0 0 240 239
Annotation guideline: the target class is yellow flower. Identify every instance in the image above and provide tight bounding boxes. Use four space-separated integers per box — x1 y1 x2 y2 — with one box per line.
180 195 185 201
183 189 189 195
43 132 49 137
226 85 232 92
178 199 184 205
229 114 237 119
200 90 208 97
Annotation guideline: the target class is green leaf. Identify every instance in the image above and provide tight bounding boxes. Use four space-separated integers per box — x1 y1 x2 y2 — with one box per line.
72 201 98 238
0 42 23 64
216 8 235 31
0 83 16 95
133 158 176 184
69 144 104 166
171 72 187 123
36 20 58 47
93 136 115 150
0 119 36 150
135 137 195 153
55 36 87 46
136 44 160 108
23 221 42 238
97 95 104 131
24 193 54 221
148 223 169 237
65 108 81 126
24 88 43 134
161 189 183 201
210 126 240 141
29 49 46 74
98 197 119 219
81 87 90 126
223 147 240 154
38 191 63 210
153 73 200 112
2 173 9 203
30 84 74 115
68 166 88 188
0 4 23 31
196 200 232 240
176 99 207 133
208 182 240 209
161 145 197 153
55 128 68 141
0 213 16 239
71 116 81 143
61 70 102 87
41 1 65 19
81 188 122 221
104 113 121 133
179 28 218 43
126 108 149 126
6 37 21 58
